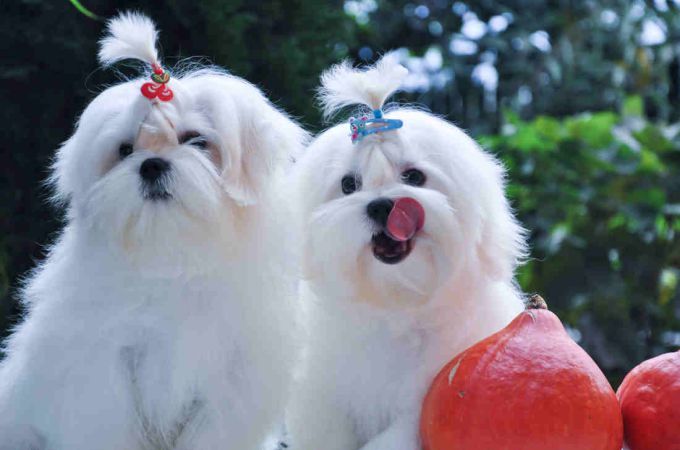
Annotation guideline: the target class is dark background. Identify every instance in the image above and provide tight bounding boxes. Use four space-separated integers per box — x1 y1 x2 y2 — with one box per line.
2 0 679 385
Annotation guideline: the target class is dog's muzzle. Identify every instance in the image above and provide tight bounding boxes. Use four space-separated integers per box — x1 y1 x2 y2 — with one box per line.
366 197 425 264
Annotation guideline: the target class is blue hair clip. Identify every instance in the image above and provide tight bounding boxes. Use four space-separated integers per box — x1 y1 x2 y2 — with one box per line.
349 109 403 144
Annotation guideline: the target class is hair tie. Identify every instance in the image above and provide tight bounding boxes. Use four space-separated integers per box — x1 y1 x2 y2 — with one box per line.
349 109 402 144
141 63 173 102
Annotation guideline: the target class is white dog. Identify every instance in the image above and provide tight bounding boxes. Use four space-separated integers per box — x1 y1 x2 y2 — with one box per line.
0 12 306 450
287 54 527 450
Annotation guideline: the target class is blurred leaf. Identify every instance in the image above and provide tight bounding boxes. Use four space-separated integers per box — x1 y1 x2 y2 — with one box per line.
629 188 666 209
659 268 678 306
565 112 617 148
534 116 563 143
623 96 644 117
68 0 101 20
634 125 675 154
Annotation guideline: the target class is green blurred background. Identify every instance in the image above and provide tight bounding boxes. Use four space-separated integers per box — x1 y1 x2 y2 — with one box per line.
2 0 679 385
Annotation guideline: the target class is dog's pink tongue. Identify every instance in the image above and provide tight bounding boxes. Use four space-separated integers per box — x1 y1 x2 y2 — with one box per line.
386 197 425 242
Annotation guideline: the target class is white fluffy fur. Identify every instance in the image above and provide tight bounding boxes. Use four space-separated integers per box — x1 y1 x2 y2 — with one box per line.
287 55 527 449
99 12 160 67
0 13 306 450
318 51 407 118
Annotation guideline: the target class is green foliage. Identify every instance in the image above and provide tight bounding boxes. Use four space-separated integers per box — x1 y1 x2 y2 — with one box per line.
350 1 680 134
482 98 680 384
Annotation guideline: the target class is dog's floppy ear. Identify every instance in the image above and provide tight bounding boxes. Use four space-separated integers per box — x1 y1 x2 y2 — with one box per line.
475 160 528 281
223 90 308 205
48 136 77 205
49 132 96 207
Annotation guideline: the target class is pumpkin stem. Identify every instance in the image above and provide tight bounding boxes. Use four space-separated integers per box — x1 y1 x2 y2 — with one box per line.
526 294 548 310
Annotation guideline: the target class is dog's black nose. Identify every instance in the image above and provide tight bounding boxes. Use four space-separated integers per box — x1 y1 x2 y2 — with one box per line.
139 157 170 182
366 198 394 227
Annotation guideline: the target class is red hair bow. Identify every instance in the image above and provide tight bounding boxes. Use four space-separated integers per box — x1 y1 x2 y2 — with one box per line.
141 64 173 102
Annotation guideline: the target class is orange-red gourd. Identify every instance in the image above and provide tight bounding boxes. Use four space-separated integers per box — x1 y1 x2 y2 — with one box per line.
420 295 623 450
617 350 680 450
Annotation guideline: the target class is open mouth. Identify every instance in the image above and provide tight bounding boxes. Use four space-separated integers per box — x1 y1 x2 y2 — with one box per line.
372 231 413 264
143 189 172 201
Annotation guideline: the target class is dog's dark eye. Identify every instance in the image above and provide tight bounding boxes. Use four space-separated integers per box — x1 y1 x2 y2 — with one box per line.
401 168 426 186
341 174 361 195
118 143 133 159
180 131 209 150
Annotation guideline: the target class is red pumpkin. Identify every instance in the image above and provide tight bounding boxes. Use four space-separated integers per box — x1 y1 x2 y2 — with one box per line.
617 350 680 450
420 295 623 450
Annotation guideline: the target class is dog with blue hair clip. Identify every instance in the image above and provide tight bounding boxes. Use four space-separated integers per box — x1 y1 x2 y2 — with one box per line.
349 109 403 144
287 52 528 449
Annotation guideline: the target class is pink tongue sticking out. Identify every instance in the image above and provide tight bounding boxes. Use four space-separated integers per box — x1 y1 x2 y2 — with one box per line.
386 197 426 242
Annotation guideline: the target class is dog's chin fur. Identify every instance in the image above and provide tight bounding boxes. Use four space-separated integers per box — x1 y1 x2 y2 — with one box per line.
0 15 306 448
288 105 527 449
